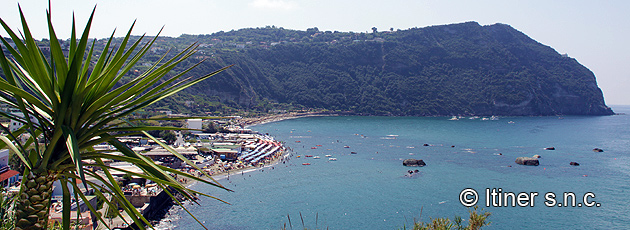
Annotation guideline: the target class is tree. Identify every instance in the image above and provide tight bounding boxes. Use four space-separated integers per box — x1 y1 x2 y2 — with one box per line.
0 4 231 230
160 130 177 144
202 122 224 133
8 151 25 175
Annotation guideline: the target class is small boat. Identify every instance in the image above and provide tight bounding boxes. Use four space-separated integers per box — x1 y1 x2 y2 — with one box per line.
328 158 337 161
305 155 313 158
313 156 321 159
350 152 357 154
311 147 318 149
295 141 301 143
325 154 332 157
296 155 301 158
344 146 350 148
302 163 311 165
316 145 322 147
448 116 459 121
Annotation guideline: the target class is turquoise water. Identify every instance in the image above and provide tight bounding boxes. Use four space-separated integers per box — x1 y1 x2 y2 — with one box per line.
167 106 630 229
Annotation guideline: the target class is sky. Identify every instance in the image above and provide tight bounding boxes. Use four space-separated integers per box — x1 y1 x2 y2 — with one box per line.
1 0 629 105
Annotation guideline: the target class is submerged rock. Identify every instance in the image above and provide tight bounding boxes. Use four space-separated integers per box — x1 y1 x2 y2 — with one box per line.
403 159 426 167
515 157 539 166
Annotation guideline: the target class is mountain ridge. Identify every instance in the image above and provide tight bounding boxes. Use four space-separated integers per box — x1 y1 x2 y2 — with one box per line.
12 21 606 116
158 21 611 116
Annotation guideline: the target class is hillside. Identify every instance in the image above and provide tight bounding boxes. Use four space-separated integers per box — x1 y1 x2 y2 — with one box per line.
3 22 614 116
159 22 613 116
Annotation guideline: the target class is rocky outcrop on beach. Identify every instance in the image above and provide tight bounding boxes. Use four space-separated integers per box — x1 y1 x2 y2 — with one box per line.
403 159 426 167
515 157 539 166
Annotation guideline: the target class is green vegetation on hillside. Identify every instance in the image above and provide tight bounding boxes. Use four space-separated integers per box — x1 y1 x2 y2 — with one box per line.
2 22 613 116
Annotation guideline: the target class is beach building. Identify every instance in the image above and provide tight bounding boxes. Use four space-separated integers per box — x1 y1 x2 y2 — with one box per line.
141 146 199 169
210 148 239 161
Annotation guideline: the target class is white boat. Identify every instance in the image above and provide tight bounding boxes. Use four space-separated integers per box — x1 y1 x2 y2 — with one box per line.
448 116 459 121
313 156 321 159
325 154 332 157
328 158 337 161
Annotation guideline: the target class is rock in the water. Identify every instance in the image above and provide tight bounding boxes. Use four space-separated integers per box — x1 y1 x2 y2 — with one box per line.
593 148 604 152
570 162 580 166
545 147 555 150
403 159 426 167
533 155 541 158
515 157 539 166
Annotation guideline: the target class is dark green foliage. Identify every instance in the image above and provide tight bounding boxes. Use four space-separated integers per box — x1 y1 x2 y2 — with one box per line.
160 130 177 144
8 151 24 175
202 122 224 133
408 206 491 230
0 188 15 230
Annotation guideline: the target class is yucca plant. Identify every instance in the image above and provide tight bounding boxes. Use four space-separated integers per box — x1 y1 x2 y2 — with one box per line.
0 4 231 230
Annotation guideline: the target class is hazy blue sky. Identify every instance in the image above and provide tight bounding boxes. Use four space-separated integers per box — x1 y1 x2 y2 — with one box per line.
2 0 629 105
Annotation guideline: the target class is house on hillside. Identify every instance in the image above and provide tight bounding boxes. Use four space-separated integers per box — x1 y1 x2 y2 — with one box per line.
0 166 19 188
0 149 9 168
8 109 39 132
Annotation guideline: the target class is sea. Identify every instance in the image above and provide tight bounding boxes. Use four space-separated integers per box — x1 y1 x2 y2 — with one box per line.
160 105 630 230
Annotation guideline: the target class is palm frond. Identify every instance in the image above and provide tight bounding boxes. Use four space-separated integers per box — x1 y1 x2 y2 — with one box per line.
1 3 232 229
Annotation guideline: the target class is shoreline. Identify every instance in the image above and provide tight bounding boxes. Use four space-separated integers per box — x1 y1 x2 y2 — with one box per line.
153 148 293 229
189 149 291 186
238 111 341 128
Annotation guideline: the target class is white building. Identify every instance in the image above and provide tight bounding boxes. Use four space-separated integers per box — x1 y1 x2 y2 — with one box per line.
9 114 24 132
0 149 9 168
8 110 38 132
187 119 203 133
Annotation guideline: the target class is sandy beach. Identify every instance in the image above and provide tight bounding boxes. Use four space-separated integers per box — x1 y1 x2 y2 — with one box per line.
237 111 340 128
183 148 291 188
